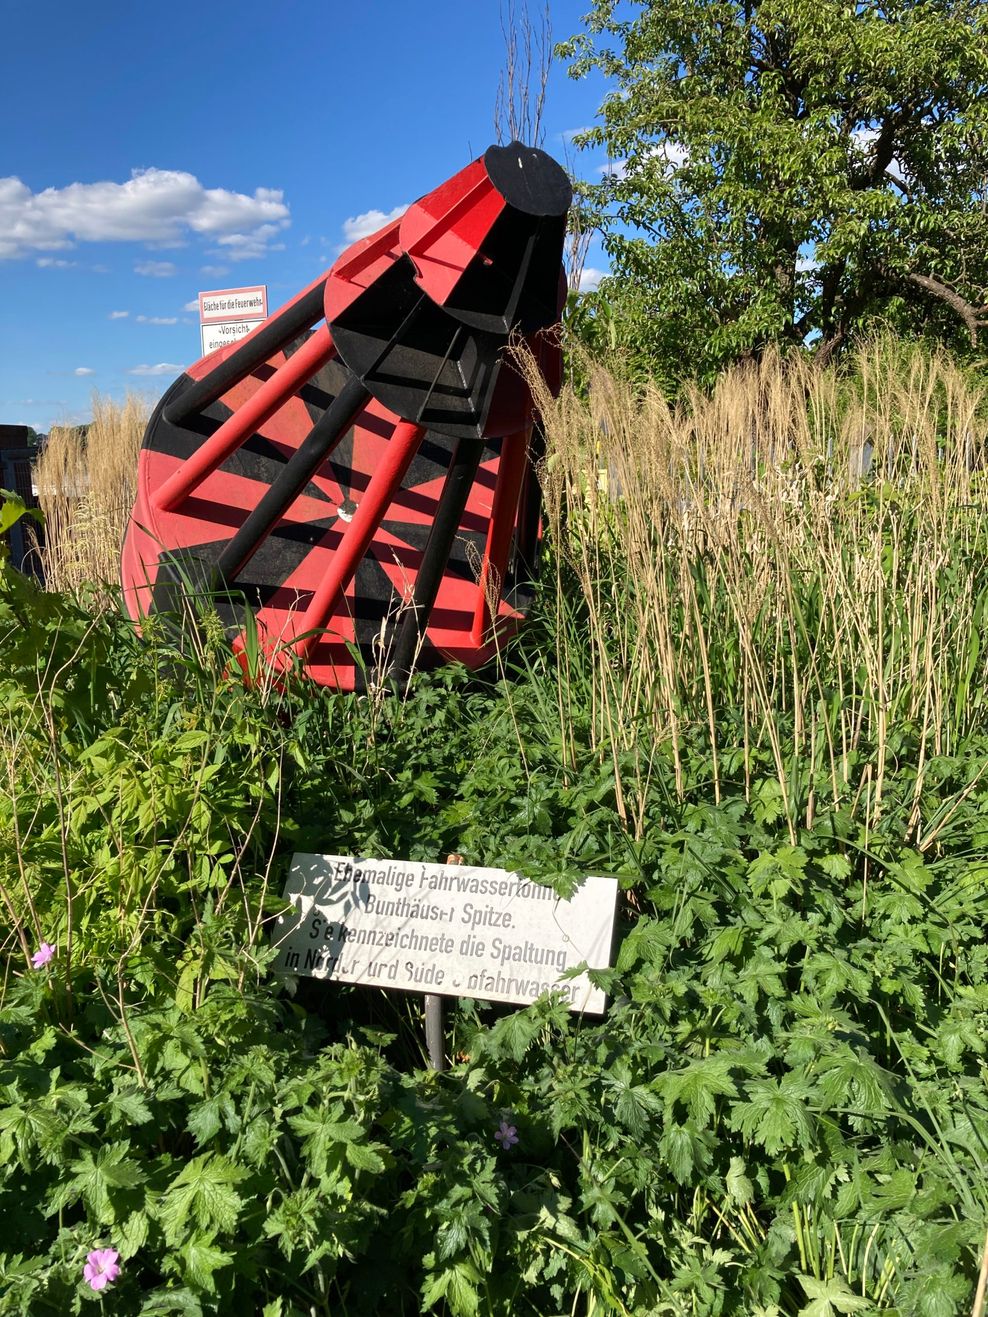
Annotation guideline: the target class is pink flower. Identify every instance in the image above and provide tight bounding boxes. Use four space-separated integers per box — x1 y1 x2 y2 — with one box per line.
31 942 55 969
83 1248 121 1292
494 1119 519 1149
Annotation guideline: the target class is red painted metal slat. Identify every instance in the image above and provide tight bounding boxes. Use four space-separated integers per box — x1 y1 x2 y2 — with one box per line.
155 325 336 511
292 419 426 659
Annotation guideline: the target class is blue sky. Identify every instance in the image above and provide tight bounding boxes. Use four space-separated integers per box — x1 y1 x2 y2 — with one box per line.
1 0 610 434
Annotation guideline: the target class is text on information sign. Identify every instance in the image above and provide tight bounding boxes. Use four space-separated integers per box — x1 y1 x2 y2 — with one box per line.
272 855 619 1014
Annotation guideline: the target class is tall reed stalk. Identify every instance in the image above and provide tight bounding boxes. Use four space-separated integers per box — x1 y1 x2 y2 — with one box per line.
34 392 147 596
528 339 988 838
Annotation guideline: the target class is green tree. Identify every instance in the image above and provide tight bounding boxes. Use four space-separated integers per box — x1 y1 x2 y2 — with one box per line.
561 0 988 385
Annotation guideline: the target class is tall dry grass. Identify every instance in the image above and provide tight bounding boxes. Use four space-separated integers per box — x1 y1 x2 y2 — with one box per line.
34 393 147 596
528 338 988 840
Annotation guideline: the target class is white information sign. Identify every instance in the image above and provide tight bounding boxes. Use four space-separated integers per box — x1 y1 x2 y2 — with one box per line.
200 319 265 356
198 285 268 323
272 855 620 1014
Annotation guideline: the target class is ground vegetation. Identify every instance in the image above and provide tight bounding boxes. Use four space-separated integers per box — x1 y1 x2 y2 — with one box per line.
2 343 988 1313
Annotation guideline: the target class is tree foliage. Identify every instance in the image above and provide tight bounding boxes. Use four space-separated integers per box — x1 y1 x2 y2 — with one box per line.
561 0 988 383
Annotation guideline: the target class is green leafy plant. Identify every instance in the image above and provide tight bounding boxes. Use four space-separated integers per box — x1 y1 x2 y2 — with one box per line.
561 0 988 382
2 342 988 1313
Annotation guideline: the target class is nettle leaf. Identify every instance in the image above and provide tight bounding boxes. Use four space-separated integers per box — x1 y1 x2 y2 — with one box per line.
725 1156 754 1204
117 1207 150 1258
159 1153 246 1244
422 1259 483 1317
262 1187 322 1260
796 1274 870 1315
606 1072 663 1139
707 924 748 964
732 1076 816 1155
479 1008 543 1063
436 1195 490 1261
865 1167 918 1211
187 1093 238 1146
177 1239 233 1294
658 1057 739 1127
899 1264 971 1317
241 1113 280 1168
105 1086 154 1129
0 1103 62 1169
49 1139 145 1223
345 1141 387 1174
138 1284 205 1315
661 1123 706 1185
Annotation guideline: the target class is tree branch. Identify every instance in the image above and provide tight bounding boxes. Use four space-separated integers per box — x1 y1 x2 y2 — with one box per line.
907 272 988 346
884 168 913 199
495 0 552 147
868 115 902 186
815 327 846 366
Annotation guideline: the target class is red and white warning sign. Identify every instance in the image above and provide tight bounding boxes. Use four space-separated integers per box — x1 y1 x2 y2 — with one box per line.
198 285 267 356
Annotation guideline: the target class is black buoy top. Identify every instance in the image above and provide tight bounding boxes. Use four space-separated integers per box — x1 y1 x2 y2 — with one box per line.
484 141 573 218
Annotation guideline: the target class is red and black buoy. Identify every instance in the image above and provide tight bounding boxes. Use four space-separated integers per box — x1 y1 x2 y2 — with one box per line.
121 143 571 690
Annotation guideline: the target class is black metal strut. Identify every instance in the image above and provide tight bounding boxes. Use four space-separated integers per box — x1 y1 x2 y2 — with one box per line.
389 437 486 682
214 372 370 584
164 281 329 427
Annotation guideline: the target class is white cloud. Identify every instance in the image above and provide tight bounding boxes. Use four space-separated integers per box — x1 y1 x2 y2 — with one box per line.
599 141 688 181
0 168 290 261
136 314 178 325
341 204 408 245
210 223 286 261
135 260 176 277
183 299 199 311
199 264 229 276
576 266 607 293
659 142 689 170
128 362 183 376
73 367 95 376
36 256 76 268
108 310 129 319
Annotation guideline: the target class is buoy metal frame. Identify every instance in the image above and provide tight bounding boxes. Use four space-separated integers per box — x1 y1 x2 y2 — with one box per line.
120 143 571 691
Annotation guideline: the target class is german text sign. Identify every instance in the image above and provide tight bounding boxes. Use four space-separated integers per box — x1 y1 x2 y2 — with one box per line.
273 855 619 1014
200 320 265 356
198 285 268 323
